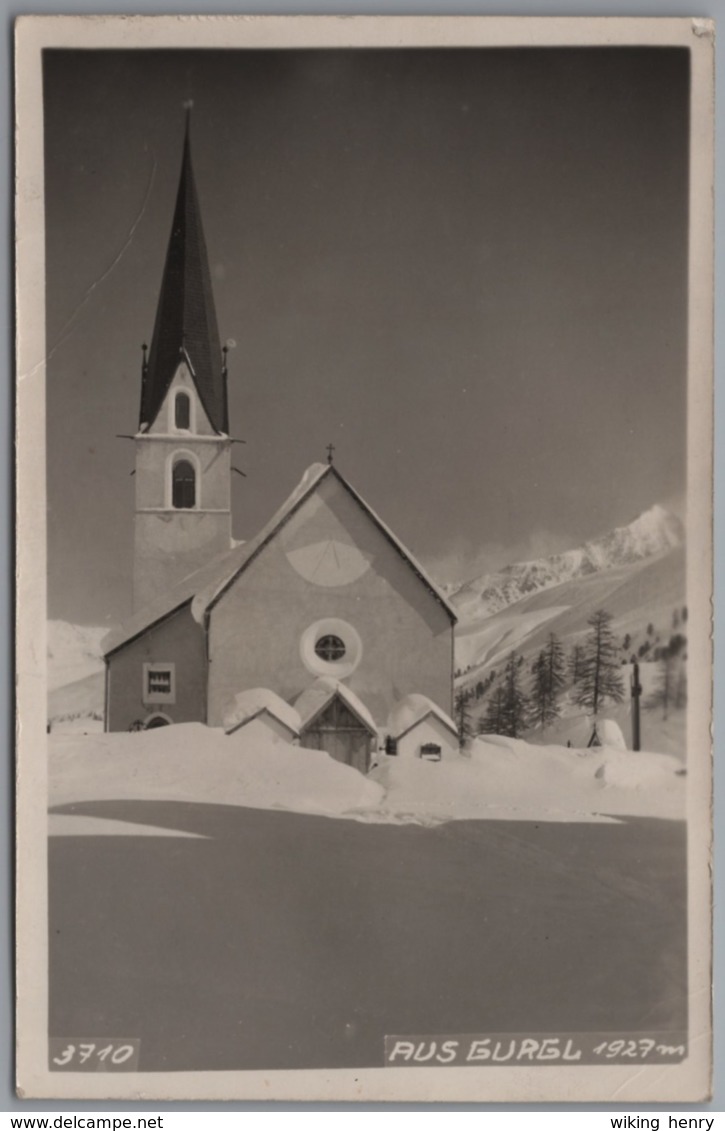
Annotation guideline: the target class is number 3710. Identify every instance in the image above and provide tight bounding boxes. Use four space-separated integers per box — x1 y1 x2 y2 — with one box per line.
50 1040 139 1071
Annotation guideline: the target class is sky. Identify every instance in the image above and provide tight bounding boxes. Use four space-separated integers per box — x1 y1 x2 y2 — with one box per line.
43 47 690 625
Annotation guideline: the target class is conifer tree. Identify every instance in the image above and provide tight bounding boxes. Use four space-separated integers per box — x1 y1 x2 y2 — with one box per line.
569 644 584 685
530 633 567 730
479 686 506 735
574 610 625 716
454 688 475 742
500 650 530 738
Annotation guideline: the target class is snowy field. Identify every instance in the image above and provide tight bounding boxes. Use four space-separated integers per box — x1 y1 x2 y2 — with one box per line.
49 721 685 836
49 802 686 1072
48 724 686 1072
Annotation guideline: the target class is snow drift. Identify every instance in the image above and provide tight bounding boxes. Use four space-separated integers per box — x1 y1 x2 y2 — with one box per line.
49 723 685 834
50 724 384 820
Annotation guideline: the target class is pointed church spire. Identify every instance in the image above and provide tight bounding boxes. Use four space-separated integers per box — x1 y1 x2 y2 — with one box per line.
140 109 229 434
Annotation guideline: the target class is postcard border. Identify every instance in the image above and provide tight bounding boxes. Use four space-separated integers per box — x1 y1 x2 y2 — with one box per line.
15 13 714 1104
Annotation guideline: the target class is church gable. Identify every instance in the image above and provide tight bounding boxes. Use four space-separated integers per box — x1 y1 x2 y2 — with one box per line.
197 465 456 626
146 359 216 437
203 465 455 727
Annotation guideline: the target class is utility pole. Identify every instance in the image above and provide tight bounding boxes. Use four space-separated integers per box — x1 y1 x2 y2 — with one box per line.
631 660 642 751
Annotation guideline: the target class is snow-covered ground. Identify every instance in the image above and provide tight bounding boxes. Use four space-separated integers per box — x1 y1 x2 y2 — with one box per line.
50 725 384 822
49 723 685 836
521 665 686 761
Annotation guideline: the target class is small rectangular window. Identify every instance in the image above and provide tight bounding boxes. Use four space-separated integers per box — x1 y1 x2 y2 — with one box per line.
143 663 176 704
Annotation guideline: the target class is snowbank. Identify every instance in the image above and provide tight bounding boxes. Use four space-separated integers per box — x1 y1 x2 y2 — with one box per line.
594 719 628 750
463 736 684 820
50 724 384 821
367 734 684 823
49 723 685 834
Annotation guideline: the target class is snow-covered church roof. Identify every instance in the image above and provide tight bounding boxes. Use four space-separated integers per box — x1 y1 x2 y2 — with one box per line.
191 463 457 623
102 538 243 656
294 678 378 735
223 689 301 736
104 462 456 657
387 693 458 740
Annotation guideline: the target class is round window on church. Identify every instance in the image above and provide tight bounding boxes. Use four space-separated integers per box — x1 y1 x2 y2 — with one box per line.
314 634 346 663
300 618 362 678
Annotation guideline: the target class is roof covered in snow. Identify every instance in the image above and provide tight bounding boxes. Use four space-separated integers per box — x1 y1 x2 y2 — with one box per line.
294 678 378 735
191 463 457 623
223 689 301 735
387 693 458 740
103 538 243 656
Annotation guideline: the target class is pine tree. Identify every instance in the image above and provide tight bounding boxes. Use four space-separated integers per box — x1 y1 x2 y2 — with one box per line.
575 610 625 716
454 688 474 743
530 633 567 729
500 651 530 738
479 686 506 735
569 644 584 685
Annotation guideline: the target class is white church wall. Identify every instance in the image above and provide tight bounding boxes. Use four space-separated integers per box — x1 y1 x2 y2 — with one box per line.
134 437 231 513
133 362 232 609
206 473 454 728
134 510 232 612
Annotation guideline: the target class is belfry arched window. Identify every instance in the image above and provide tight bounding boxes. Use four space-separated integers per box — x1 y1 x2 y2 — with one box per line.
175 392 191 430
172 458 196 509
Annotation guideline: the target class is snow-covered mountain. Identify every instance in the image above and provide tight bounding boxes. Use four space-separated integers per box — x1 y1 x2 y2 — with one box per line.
455 546 685 676
47 620 107 691
450 505 683 622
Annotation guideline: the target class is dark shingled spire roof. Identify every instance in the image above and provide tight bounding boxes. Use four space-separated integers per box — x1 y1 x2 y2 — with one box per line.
140 114 228 433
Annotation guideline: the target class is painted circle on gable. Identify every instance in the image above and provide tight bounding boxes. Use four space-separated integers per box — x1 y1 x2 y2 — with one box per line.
300 618 363 678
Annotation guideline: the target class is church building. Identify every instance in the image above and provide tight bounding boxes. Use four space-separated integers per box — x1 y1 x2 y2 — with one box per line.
103 116 458 771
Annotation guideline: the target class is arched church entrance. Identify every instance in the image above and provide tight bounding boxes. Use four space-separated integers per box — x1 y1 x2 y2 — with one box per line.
300 694 373 775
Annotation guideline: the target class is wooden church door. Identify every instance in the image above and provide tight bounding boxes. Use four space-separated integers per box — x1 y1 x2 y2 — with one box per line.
303 696 372 774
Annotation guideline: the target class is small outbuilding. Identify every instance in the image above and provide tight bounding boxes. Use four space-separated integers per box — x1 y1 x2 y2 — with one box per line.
387 694 459 761
295 678 378 775
224 688 301 744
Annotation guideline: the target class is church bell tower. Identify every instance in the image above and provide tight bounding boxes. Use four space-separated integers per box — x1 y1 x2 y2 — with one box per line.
133 112 232 612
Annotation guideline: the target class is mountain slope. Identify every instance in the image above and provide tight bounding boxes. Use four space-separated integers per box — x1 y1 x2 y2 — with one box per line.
451 505 683 622
48 621 107 691
455 545 685 684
